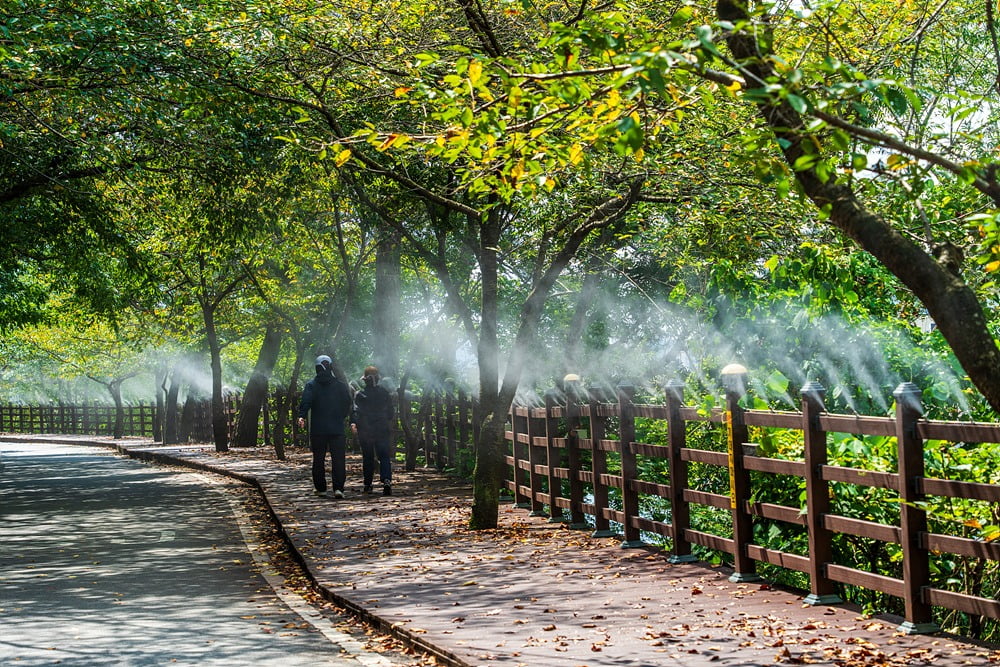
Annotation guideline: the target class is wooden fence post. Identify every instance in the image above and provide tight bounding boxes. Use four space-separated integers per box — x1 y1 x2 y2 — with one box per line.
722 364 760 582
434 392 445 468
617 383 642 548
446 390 457 466
422 394 434 467
153 399 162 442
512 405 531 508
398 389 413 470
527 402 546 516
564 376 588 530
544 389 566 523
801 381 841 605
589 386 616 537
433 391 442 462
665 380 695 563
458 390 470 451
895 381 938 634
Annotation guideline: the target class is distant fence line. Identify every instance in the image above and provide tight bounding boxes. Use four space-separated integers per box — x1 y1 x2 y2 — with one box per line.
6 380 1000 637
0 390 468 460
0 396 236 443
0 402 160 438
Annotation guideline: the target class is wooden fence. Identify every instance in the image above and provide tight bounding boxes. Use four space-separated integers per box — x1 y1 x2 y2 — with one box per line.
0 395 239 443
0 390 468 459
0 402 159 438
501 375 1000 635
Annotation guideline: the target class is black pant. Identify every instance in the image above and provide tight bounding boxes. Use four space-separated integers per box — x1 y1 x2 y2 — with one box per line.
310 433 346 492
358 430 393 487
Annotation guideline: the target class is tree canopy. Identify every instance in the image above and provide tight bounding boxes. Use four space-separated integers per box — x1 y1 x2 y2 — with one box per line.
4 0 1000 525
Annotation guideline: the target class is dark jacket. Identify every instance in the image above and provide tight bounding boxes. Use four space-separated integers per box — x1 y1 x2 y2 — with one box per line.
298 371 352 435
351 383 395 435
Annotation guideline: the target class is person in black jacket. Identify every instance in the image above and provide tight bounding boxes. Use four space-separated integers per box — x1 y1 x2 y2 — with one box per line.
350 365 396 496
297 355 352 498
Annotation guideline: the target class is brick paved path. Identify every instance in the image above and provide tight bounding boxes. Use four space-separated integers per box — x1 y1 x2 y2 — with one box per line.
7 436 1000 666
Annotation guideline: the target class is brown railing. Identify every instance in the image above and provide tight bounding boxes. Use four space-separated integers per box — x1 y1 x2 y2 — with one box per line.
0 395 240 443
502 378 1000 635
0 402 159 438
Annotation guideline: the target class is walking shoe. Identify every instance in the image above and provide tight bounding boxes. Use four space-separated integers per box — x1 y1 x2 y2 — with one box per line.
333 489 344 499
363 485 374 494
315 490 327 498
382 484 392 496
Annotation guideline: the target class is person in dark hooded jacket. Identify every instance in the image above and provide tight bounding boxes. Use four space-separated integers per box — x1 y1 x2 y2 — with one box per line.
297 355 352 498
350 365 396 495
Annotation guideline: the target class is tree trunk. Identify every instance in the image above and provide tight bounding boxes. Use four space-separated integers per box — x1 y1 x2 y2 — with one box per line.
283 337 307 450
154 365 166 442
163 367 180 444
469 211 503 528
203 301 229 452
468 186 643 529
232 324 283 447
718 0 1000 413
469 409 507 529
374 231 402 380
180 393 196 442
109 380 124 439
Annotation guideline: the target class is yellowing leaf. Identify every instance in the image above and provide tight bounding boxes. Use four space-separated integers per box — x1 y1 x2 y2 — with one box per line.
886 153 910 170
468 61 483 86
335 149 352 166
510 161 525 182
377 133 409 151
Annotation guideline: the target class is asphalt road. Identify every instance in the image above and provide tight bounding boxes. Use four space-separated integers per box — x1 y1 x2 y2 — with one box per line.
0 440 410 666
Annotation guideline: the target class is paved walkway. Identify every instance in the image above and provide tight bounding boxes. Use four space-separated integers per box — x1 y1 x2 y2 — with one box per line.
5 436 1000 666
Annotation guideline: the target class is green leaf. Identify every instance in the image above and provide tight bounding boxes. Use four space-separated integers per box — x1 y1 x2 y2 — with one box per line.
785 93 808 114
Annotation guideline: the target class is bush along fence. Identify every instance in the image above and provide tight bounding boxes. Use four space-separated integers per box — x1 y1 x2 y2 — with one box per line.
502 368 1000 639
